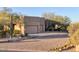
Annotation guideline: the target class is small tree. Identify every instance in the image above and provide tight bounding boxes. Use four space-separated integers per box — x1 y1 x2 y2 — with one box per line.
42 12 71 24
67 23 79 45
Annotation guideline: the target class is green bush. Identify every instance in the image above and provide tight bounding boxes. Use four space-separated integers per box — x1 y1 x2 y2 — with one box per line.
13 30 21 36
0 24 4 38
0 30 7 38
48 26 54 31
60 26 66 31
0 25 3 30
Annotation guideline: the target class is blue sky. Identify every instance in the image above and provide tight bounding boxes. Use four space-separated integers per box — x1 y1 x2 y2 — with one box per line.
0 7 79 22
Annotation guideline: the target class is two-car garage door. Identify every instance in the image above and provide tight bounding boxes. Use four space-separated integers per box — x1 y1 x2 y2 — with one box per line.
26 26 38 34
26 25 44 34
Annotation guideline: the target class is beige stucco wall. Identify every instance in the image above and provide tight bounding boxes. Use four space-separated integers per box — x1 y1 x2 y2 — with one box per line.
24 16 45 34
14 24 21 31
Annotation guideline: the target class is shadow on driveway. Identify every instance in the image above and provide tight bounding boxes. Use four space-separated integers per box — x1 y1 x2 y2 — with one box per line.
0 32 69 43
28 32 69 39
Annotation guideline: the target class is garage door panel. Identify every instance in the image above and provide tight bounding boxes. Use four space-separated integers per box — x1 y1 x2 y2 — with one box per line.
27 26 38 34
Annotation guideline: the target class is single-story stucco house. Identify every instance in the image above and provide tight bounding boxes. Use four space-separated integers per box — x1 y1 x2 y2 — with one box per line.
14 16 68 35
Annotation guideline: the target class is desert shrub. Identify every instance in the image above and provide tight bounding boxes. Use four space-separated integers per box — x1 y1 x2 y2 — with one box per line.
67 23 79 36
14 30 21 34
0 30 3 38
0 25 3 37
13 30 21 36
0 24 3 30
69 29 79 45
0 24 7 38
67 22 79 45
0 30 7 38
